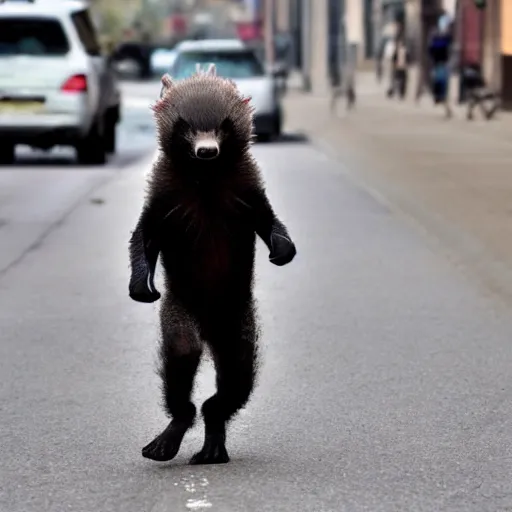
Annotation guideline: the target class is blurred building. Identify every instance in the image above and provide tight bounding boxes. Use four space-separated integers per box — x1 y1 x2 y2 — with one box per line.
264 0 382 94
276 0 510 110
395 0 510 108
447 0 510 109
483 0 512 110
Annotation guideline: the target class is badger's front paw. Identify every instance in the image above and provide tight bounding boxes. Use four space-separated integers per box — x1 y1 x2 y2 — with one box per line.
269 232 296 266
129 277 161 303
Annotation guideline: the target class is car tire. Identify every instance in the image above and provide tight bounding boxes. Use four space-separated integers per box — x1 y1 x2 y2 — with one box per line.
0 144 15 165
104 108 118 155
76 118 107 165
258 133 272 143
273 114 282 140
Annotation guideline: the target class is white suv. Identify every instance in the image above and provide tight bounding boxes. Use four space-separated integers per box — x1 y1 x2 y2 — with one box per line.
0 0 121 165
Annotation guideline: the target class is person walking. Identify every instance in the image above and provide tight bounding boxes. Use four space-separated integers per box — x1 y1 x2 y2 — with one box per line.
390 36 410 99
427 13 453 117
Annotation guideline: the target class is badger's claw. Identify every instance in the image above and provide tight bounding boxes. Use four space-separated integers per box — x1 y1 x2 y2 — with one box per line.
269 232 296 266
129 276 161 303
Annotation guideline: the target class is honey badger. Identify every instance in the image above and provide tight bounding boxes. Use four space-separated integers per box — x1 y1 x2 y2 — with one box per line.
128 64 297 465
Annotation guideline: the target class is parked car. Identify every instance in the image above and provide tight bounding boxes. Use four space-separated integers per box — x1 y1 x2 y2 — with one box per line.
111 42 152 80
150 47 177 78
0 0 121 165
170 38 282 141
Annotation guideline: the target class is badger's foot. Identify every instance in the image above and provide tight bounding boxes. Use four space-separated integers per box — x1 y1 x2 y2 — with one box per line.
189 434 230 465
142 420 191 462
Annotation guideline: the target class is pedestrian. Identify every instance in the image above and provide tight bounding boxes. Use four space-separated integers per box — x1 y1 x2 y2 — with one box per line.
389 36 410 100
385 36 396 98
330 51 356 114
376 22 396 84
461 63 500 120
427 14 453 118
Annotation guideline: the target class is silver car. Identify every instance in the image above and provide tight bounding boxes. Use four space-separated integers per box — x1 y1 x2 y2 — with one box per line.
169 39 282 142
0 0 121 165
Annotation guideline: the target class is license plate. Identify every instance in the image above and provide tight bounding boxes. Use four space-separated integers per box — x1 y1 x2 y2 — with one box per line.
0 101 44 114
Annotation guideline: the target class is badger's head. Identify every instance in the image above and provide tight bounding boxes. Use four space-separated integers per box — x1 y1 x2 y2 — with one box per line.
152 64 254 171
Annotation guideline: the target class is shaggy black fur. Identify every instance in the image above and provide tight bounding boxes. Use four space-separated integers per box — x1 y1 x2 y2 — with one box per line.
129 68 296 465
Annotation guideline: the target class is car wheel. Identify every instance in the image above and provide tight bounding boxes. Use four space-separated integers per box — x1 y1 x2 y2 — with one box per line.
273 114 282 140
104 108 117 154
76 118 107 165
0 144 15 165
258 133 272 143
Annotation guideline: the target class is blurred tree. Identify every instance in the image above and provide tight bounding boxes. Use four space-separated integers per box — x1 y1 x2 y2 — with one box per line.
89 0 165 42
99 7 125 41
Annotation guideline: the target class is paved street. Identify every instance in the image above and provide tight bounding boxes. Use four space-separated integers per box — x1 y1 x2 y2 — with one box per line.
2 80 512 511
0 81 158 276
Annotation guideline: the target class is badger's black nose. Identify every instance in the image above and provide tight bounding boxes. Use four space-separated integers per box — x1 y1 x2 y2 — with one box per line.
196 145 219 160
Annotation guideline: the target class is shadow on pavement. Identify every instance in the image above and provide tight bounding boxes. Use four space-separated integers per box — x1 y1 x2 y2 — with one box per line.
0 150 151 169
255 132 309 145
7 155 77 167
0 132 308 169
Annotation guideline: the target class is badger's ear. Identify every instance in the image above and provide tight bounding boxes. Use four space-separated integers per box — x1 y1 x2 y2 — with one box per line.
161 73 174 89
159 74 174 99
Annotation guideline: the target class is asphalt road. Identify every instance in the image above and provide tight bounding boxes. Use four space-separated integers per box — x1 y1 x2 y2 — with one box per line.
2 82 512 512
0 82 157 276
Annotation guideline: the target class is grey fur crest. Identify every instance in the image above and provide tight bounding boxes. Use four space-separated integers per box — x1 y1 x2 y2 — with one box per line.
195 63 217 76
158 63 216 99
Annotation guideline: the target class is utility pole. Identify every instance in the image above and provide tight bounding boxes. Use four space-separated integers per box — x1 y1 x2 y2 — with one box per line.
264 0 275 67
301 0 311 91
338 0 347 79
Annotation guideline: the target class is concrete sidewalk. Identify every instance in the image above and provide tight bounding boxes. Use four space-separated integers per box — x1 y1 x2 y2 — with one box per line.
283 73 512 306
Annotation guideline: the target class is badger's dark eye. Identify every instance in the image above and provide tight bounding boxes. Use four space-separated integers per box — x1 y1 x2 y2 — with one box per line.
219 118 234 134
174 116 191 134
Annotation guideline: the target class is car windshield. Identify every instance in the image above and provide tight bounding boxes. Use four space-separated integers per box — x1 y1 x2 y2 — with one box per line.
0 17 69 57
172 50 264 79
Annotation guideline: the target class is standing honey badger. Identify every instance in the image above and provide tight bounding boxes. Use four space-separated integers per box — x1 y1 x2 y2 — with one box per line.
129 64 296 465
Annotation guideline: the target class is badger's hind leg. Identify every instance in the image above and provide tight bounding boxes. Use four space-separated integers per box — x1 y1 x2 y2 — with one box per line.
142 299 203 462
190 306 259 465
